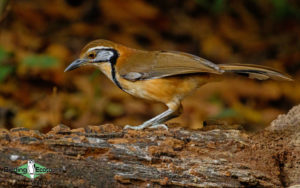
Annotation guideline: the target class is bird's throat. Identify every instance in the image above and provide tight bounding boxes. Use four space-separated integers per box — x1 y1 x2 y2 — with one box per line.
95 62 124 91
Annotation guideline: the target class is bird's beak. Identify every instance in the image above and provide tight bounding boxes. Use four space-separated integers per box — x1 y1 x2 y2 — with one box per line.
64 59 86 72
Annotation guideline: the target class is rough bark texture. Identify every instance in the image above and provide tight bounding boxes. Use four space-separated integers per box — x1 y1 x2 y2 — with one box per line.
0 105 299 188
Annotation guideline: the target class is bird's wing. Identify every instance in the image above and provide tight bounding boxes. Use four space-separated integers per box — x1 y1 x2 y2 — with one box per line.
117 50 223 81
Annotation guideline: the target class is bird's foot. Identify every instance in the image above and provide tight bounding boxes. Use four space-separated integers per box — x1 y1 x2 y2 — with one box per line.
124 123 168 130
149 124 168 130
124 124 147 130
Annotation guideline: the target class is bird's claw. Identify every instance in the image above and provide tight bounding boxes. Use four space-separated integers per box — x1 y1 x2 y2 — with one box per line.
124 125 143 130
149 124 168 130
124 124 168 130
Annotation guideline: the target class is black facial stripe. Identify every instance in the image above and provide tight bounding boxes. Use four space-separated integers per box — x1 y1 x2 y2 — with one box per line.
107 49 124 91
111 64 123 90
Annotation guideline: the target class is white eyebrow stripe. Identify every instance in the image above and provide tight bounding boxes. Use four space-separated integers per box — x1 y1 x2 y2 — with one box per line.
87 46 113 52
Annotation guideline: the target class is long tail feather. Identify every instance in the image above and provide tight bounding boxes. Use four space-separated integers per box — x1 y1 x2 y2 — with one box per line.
219 64 293 81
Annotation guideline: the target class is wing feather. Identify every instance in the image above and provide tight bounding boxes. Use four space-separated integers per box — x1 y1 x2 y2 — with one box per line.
117 50 222 81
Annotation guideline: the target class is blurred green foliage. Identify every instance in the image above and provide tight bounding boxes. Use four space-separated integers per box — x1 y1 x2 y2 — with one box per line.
0 47 10 61
208 93 223 105
0 47 13 82
195 0 226 14
214 108 238 119
22 55 59 69
106 102 124 117
209 93 238 119
271 0 300 19
0 66 13 82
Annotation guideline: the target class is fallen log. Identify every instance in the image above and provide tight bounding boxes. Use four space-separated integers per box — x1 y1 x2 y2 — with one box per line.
0 105 299 187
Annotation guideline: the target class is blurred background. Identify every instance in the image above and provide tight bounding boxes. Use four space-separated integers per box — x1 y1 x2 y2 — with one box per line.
0 0 299 132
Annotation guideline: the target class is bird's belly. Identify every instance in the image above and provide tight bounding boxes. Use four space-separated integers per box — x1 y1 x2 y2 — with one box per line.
119 74 212 103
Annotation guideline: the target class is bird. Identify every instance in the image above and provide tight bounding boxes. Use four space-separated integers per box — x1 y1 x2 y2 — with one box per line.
65 39 292 130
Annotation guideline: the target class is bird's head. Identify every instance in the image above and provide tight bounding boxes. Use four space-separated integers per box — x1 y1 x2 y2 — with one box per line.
64 39 121 72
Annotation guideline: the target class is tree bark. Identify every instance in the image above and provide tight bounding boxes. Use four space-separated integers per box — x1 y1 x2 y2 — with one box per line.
0 105 299 187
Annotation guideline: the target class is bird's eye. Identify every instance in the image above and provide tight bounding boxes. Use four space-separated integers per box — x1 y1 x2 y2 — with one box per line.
87 53 95 59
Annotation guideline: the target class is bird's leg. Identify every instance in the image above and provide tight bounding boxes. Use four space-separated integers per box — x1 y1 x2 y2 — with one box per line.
124 109 176 130
124 100 182 130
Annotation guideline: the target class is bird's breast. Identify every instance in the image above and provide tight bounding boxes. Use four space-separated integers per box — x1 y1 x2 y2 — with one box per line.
118 74 213 104
95 63 215 104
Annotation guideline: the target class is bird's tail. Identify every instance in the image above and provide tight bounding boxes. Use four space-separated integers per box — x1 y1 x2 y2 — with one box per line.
219 64 293 81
